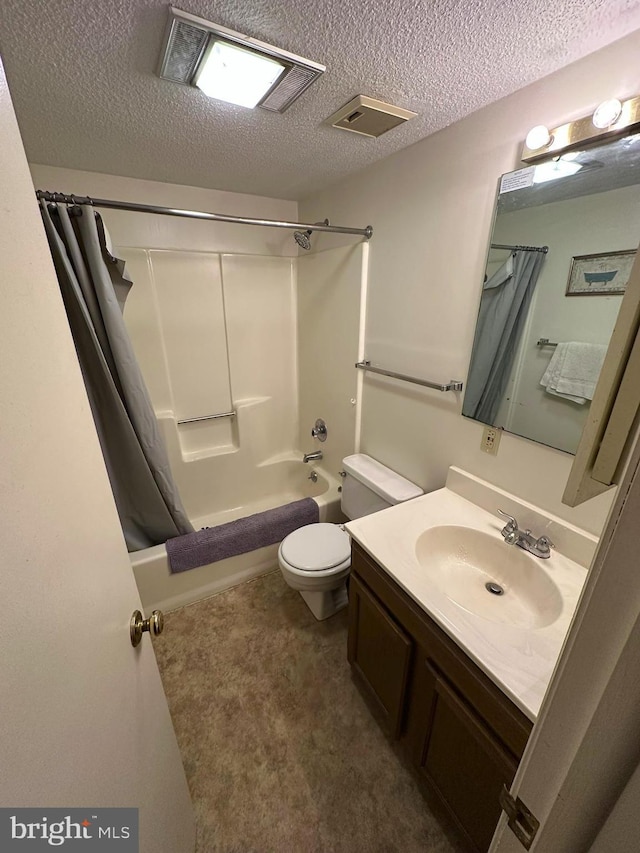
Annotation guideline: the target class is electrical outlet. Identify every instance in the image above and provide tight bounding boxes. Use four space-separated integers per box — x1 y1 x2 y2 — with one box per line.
481 426 502 455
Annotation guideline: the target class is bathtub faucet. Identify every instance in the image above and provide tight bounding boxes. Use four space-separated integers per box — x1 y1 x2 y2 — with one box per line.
303 450 323 463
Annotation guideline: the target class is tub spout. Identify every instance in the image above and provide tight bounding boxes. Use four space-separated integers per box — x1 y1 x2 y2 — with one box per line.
303 450 323 463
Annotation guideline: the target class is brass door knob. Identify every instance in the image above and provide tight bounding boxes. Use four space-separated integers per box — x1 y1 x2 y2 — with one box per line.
130 609 164 647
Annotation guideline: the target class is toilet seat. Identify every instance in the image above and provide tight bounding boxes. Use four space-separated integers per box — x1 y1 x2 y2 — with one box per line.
280 523 350 572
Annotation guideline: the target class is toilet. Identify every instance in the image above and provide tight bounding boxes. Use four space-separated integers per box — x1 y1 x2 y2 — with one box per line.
278 453 423 620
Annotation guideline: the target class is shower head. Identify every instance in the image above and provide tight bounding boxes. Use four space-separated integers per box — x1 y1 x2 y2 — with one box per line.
293 219 329 251
294 229 312 250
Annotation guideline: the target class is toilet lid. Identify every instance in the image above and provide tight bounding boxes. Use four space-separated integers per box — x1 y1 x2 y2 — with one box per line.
281 523 350 571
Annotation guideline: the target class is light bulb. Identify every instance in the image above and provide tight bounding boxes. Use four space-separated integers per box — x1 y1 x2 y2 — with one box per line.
525 125 552 151
593 98 623 129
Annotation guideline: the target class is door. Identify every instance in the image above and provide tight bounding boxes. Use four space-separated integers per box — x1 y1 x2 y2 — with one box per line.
491 417 640 850
0 59 195 851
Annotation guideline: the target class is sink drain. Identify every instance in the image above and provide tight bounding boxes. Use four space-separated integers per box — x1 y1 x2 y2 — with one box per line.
485 581 504 596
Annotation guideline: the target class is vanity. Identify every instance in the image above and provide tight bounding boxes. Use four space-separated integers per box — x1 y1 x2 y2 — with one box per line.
345 468 592 852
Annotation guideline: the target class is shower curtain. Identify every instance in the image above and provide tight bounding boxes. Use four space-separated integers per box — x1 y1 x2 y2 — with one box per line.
462 249 545 425
40 201 193 551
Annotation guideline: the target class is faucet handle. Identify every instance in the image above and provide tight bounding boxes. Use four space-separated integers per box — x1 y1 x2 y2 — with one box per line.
497 509 518 530
311 418 328 442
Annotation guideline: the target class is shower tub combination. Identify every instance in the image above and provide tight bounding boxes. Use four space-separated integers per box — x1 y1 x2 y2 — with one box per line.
34 187 371 616
130 458 343 612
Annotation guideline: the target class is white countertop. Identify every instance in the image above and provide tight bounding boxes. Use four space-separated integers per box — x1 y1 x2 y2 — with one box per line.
346 486 589 721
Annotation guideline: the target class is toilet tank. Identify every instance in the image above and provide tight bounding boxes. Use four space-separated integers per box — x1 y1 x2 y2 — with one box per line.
340 454 423 520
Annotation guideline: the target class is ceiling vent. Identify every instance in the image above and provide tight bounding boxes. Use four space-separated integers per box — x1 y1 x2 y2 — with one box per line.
158 7 325 112
326 95 417 138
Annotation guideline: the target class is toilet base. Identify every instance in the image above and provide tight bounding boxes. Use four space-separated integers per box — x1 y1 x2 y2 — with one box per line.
300 583 349 621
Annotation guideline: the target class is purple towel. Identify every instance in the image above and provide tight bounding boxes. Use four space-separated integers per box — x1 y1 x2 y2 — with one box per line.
166 497 320 573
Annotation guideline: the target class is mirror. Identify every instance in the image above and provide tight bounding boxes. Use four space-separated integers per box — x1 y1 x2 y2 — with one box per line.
463 134 640 454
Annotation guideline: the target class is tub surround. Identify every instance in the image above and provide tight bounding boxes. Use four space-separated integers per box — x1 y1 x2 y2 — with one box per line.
297 244 368 476
346 468 590 720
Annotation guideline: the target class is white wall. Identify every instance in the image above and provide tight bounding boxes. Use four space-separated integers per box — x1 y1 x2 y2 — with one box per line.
492 184 640 452
300 29 640 535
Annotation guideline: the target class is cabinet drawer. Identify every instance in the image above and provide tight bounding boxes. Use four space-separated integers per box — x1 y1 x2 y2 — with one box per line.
347 573 413 738
419 661 518 853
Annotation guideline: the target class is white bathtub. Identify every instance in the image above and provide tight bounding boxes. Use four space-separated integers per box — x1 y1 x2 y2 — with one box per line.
130 460 343 612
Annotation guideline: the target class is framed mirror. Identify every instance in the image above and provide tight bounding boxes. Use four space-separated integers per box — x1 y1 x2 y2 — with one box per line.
463 133 640 454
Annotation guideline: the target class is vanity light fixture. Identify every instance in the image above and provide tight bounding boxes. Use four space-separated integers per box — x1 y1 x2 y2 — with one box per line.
522 94 640 163
158 6 325 112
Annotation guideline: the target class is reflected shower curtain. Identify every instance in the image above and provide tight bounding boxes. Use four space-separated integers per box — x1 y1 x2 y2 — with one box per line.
40 201 193 551
462 249 545 425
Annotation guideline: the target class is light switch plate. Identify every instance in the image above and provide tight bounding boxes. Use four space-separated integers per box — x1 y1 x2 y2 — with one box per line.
481 426 502 455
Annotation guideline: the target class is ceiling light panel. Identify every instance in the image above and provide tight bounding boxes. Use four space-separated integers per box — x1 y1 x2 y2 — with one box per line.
194 41 285 108
158 7 325 112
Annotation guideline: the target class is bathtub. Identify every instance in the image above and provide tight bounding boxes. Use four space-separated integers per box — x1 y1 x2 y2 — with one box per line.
130 460 343 612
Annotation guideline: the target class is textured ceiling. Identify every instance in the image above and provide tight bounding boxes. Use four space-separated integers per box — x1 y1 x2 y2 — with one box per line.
1 0 640 200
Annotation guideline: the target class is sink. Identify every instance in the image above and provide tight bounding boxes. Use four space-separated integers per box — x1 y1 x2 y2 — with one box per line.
415 525 563 629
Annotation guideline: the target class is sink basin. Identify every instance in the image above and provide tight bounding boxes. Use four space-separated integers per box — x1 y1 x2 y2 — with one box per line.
415 525 563 629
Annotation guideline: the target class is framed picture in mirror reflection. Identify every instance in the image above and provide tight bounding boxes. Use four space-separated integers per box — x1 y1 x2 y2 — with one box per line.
566 249 636 296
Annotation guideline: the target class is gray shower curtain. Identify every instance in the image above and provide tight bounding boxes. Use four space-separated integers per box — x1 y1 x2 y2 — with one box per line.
40 201 193 551
462 249 545 425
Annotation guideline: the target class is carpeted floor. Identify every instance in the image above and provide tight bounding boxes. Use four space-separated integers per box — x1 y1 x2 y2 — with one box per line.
154 570 466 853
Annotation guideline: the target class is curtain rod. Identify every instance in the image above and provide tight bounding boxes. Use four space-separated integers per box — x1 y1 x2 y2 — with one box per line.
35 190 373 239
491 242 548 254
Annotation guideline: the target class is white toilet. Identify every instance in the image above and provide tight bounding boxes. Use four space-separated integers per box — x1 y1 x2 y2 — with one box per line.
278 453 423 620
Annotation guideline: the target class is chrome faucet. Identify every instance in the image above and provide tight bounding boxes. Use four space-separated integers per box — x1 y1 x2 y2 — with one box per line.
497 510 554 559
303 450 323 463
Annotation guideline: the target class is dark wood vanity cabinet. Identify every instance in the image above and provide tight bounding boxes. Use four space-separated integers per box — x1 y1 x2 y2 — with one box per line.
348 542 533 853
347 574 412 738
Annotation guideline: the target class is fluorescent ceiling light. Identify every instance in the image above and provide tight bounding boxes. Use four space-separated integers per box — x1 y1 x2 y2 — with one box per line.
158 8 325 112
533 160 582 184
195 40 285 108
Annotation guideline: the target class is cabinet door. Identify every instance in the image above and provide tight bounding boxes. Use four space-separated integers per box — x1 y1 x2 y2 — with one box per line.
347 574 412 738
419 662 518 853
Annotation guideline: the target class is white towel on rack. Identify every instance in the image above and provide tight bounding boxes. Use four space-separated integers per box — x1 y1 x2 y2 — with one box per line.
540 342 607 404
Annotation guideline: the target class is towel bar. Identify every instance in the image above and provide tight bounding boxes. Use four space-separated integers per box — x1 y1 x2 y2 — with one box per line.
537 338 559 347
355 361 463 393
177 410 236 425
